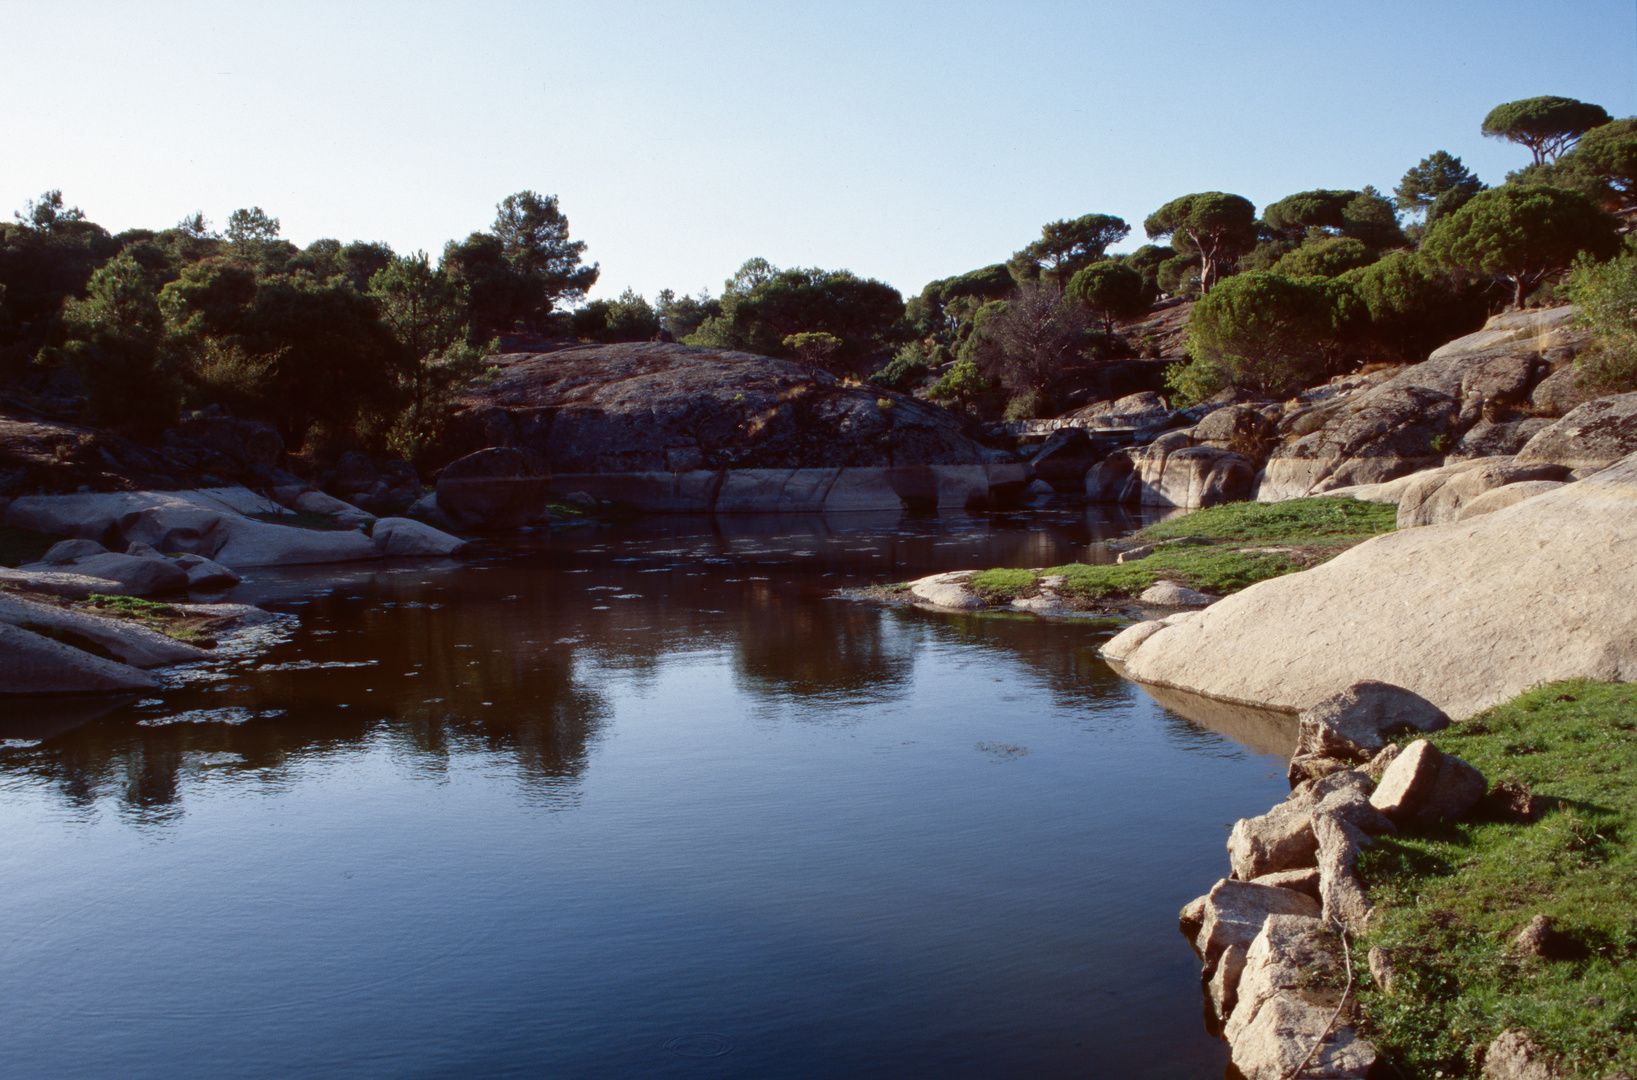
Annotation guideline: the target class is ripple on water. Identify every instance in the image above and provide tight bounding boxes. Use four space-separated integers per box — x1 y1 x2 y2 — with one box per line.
662 1033 734 1059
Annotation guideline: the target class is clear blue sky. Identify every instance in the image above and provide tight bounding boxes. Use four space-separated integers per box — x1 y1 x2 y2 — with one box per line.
4 0 1633 303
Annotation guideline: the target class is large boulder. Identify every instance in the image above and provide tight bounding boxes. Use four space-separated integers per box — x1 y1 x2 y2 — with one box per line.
1084 430 1254 508
435 447 553 531
1369 739 1487 823
0 621 159 694
371 517 469 557
1195 878 1322 979
27 551 190 596
1290 681 1449 769
1255 307 1585 502
1456 480 1566 520
1115 449 1637 720
1516 392 1637 474
1396 459 1571 528
0 593 211 668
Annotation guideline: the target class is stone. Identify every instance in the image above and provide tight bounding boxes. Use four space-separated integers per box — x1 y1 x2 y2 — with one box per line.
1130 440 1256 509
906 572 983 610
1116 452 1637 720
1137 581 1213 607
0 566 128 599
1255 385 1460 501
0 592 212 668
1100 619 1167 662
1529 365 1596 417
40 538 107 564
1293 681 1450 765
1227 771 1388 882
41 551 190 596
1369 739 1487 823
1456 480 1567 520
1230 993 1378 1080
435 447 554 531
1248 867 1322 901
331 451 379 494
0 621 159 694
1362 744 1402 781
210 517 383 568
1190 404 1273 455
1313 813 1373 931
1397 459 1571 528
1451 418 1553 459
1115 543 1154 563
1516 392 1637 472
371 517 469 557
294 489 375 527
1511 914 1567 958
1180 894 1209 952
1224 914 1378 1080
171 552 241 588
1286 753 1352 784
1483 1030 1565 1080
1026 478 1054 496
1196 879 1322 979
1208 941 1249 1024
1367 946 1396 993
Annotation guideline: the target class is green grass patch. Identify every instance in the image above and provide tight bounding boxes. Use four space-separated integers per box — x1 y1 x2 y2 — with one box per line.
1356 681 1637 1077
0 524 66 567
1139 496 1396 545
80 593 179 619
969 568 1039 602
1050 548 1303 599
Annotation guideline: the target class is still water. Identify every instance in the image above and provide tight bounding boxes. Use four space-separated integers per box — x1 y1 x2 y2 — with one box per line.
0 507 1292 1080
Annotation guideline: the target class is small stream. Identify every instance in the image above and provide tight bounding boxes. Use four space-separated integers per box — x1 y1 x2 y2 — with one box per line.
0 505 1292 1079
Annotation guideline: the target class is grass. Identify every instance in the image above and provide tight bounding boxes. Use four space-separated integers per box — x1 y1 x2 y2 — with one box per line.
0 524 66 567
1138 495 1397 545
967 496 1397 605
80 593 180 618
1355 681 1637 1078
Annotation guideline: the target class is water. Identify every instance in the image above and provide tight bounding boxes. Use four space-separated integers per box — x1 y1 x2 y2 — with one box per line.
0 507 1293 1079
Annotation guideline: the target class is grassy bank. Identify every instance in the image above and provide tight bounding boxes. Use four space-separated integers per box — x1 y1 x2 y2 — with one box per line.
970 496 1397 604
1356 681 1637 1078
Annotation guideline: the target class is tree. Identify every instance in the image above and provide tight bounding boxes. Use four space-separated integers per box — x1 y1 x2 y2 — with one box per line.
60 252 174 430
654 288 719 339
16 190 86 233
1272 236 1377 279
957 283 1099 402
1421 185 1622 308
924 357 990 413
1121 244 1175 294
686 265 903 375
782 331 842 379
1010 214 1130 283
1066 261 1148 333
1482 96 1612 165
1558 118 1637 205
1261 190 1357 242
1341 251 1493 363
1144 192 1258 294
369 252 487 458
1394 151 1483 213
1179 271 1336 398
1340 187 1407 250
225 207 280 251
571 288 661 342
444 191 598 335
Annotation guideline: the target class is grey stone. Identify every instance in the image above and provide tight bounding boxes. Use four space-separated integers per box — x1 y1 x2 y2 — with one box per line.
1248 867 1322 901
48 551 190 596
1397 459 1572 529
1483 1030 1565 1080
371 517 469 557
0 592 212 668
435 447 556 531
1516 392 1637 473
1367 946 1396 994
0 621 159 694
1369 739 1487 823
1197 879 1322 979
1456 480 1567 520
1293 681 1450 765
40 538 107 564
1138 581 1213 607
1314 813 1373 932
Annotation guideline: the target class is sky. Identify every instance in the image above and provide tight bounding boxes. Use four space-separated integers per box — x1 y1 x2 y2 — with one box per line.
3 0 1634 304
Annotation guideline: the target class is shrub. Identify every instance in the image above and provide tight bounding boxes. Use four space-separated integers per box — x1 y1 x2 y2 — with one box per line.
1567 251 1637 393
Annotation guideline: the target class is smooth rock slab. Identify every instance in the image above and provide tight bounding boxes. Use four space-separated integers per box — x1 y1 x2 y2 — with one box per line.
0 593 212 668
371 517 469 557
42 551 190 596
0 621 159 694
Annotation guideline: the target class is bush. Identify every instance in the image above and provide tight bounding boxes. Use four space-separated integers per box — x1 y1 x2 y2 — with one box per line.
1567 251 1637 393
1181 271 1335 397
869 343 931 390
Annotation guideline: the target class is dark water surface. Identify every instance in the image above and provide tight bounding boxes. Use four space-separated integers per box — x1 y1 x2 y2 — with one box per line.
0 507 1291 1080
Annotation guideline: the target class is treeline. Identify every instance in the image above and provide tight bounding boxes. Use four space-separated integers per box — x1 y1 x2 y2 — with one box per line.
3 94 1635 456
0 191 597 458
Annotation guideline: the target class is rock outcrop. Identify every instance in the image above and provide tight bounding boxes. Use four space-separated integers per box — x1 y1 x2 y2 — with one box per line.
1395 458 1571 528
1255 307 1588 502
1086 429 1255 508
1515 391 1637 474
437 342 1023 513
0 621 159 693
1110 449 1637 720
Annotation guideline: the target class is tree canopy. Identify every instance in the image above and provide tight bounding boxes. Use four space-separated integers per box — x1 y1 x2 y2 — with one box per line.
1420 185 1622 308
1261 190 1357 241
1010 214 1130 283
1559 118 1637 202
1394 151 1483 212
685 262 903 375
1482 96 1613 165
1271 236 1378 279
443 191 598 335
1065 261 1148 333
1144 192 1258 294
1178 271 1339 399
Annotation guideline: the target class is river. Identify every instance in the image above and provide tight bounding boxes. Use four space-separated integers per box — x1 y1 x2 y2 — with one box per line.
0 505 1292 1079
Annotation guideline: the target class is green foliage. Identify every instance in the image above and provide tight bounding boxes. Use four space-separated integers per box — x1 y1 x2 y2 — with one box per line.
1164 354 1231 406
869 341 932 390
1010 214 1130 285
1482 96 1614 165
924 356 991 412
1044 548 1302 600
1340 186 1408 250
1066 260 1148 332
1422 185 1622 308
14 190 86 233
685 259 904 376
970 567 1039 602
782 331 843 375
1340 250 1488 363
1395 151 1484 213
61 252 175 431
82 593 179 618
224 206 280 255
1156 252 1202 298
1272 236 1378 279
1121 244 1175 295
1002 388 1046 421
1566 252 1637 393
908 264 1014 338
1357 681 1637 1077
1262 189 1358 241
1182 271 1336 396
442 191 597 336
1557 117 1637 202
1138 495 1397 544
571 288 661 343
1144 192 1258 294
654 288 719 339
